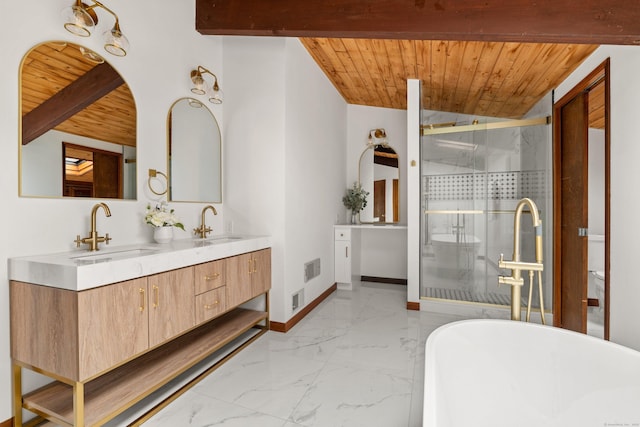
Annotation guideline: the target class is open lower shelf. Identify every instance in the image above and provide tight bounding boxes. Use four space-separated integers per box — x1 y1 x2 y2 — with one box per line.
22 308 268 426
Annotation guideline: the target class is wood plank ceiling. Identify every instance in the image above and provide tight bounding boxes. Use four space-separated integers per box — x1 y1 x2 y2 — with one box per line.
196 0 621 128
300 38 598 120
21 41 136 147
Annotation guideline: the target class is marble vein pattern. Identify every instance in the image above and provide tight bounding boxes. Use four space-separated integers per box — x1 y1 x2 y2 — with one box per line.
144 281 466 427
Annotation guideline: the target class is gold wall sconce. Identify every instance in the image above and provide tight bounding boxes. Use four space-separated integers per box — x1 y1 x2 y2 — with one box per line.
367 128 388 146
61 0 130 57
190 65 224 104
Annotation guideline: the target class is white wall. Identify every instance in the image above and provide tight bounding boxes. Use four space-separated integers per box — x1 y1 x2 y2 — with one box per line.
222 36 287 322
588 128 605 236
283 38 348 319
222 37 347 323
0 0 226 419
407 79 421 303
556 46 640 350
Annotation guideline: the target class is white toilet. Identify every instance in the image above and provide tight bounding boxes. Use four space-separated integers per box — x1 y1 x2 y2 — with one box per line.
588 235 606 311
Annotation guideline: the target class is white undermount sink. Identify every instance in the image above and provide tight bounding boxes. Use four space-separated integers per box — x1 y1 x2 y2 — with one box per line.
204 235 244 243
69 247 158 263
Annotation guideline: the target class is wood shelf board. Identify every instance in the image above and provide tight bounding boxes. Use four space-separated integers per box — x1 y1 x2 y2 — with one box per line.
23 308 268 426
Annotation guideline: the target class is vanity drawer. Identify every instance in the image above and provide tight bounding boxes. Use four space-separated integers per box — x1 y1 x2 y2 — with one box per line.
334 228 351 241
195 287 227 324
194 259 225 294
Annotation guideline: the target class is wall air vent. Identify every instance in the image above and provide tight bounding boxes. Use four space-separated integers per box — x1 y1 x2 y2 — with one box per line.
292 289 304 311
304 258 321 282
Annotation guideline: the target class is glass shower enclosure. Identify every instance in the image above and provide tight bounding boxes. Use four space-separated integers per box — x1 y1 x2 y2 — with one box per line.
420 114 552 313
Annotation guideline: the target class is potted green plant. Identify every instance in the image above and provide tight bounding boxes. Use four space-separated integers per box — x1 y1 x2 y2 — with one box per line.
342 182 369 224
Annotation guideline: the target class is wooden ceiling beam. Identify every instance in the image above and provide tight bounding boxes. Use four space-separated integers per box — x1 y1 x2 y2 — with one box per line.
22 62 124 145
196 0 640 45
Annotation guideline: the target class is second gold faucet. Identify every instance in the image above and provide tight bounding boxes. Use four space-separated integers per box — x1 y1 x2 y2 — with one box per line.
194 205 217 238
75 202 112 251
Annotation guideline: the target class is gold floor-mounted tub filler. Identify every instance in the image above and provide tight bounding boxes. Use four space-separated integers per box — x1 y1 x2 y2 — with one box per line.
498 197 546 324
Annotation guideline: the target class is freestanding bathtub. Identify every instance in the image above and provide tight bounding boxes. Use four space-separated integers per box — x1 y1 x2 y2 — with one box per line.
424 319 640 427
430 233 481 272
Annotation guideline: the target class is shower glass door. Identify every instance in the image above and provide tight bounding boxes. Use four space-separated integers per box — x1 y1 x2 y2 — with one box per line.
420 116 551 310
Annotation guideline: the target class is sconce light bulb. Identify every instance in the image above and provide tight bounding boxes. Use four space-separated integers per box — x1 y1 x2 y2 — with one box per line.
103 26 129 57
209 81 223 104
62 3 96 37
209 92 223 104
190 71 207 95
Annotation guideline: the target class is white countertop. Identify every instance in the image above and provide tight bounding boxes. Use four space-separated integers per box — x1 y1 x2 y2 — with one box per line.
8 234 271 291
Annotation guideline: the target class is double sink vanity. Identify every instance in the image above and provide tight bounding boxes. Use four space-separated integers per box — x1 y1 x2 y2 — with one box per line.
9 234 272 426
14 37 245 426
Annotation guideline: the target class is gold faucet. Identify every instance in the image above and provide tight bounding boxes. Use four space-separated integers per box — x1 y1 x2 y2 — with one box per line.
74 202 112 251
194 205 217 238
498 198 545 323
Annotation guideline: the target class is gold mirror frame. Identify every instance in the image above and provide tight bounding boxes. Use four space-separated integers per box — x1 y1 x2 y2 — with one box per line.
19 40 137 199
358 143 400 223
166 97 222 203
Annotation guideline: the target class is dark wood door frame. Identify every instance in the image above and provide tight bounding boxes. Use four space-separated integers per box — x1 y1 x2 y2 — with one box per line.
553 59 610 339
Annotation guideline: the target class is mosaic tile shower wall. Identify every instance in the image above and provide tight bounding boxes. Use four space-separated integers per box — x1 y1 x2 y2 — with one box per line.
423 170 546 201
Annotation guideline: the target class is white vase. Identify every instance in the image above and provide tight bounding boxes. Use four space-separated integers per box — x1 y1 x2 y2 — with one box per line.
350 211 358 224
153 226 173 244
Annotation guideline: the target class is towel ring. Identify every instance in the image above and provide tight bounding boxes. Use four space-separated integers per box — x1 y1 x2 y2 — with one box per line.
148 169 168 196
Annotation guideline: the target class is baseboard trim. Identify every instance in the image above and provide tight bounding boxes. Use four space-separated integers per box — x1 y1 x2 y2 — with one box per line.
0 418 13 427
361 276 407 285
270 283 337 333
406 301 420 311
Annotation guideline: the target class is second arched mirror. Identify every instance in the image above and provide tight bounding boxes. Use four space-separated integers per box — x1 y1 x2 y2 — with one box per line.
358 142 400 223
167 98 222 203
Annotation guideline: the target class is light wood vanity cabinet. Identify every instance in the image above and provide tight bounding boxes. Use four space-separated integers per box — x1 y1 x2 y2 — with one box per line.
194 258 225 294
226 249 271 307
195 287 227 324
10 248 271 427
251 249 272 296
11 277 151 383
78 277 150 380
147 267 195 347
194 259 227 324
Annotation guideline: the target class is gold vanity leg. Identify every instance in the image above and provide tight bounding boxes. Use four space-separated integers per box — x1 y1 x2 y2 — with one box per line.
73 381 85 427
13 363 22 427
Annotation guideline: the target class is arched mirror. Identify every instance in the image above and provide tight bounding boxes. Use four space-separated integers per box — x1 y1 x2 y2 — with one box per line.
358 137 400 224
19 41 137 199
167 98 222 203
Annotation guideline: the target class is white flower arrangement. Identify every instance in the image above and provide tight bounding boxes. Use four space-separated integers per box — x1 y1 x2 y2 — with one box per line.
144 203 185 230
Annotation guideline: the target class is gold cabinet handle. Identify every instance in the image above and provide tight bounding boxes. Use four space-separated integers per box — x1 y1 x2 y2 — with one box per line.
248 259 253 274
204 300 219 310
204 273 220 281
253 258 257 273
139 288 145 312
153 285 159 309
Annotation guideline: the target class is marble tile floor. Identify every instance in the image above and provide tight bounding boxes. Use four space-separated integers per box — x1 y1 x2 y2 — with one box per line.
143 281 468 427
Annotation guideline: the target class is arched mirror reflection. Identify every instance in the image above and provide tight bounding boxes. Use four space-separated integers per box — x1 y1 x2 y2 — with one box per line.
167 98 222 203
19 41 137 199
358 138 400 223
